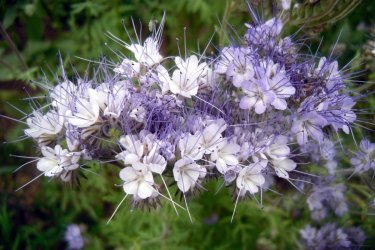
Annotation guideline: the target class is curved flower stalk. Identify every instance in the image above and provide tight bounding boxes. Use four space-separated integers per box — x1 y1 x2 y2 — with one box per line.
10 11 370 223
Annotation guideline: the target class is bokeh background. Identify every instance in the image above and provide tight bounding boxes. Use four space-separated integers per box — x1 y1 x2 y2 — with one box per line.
1 0 374 249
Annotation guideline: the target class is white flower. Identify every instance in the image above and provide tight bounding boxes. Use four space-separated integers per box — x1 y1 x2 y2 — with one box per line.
169 70 198 98
116 135 144 164
266 136 290 160
68 89 102 128
215 47 236 74
178 132 204 161
99 84 129 119
169 55 208 98
25 110 64 143
142 153 167 175
114 58 140 77
236 160 267 195
50 80 76 115
264 61 295 110
126 37 162 67
200 119 227 154
215 47 252 85
198 66 216 93
37 145 80 181
142 138 167 174
119 165 155 199
291 111 327 145
239 60 295 114
116 132 167 175
225 49 254 87
264 137 296 179
210 140 240 174
175 55 207 76
240 79 276 114
173 158 206 192
156 65 172 94
272 158 296 179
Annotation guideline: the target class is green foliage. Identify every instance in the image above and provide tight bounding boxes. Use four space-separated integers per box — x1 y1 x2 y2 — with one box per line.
287 0 361 32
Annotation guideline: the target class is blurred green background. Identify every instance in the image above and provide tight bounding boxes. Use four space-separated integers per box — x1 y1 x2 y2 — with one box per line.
1 0 375 249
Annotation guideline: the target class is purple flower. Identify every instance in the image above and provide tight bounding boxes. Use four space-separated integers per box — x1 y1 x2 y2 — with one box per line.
10 12 367 220
215 46 254 87
239 60 295 114
307 182 348 221
300 223 365 250
64 224 85 250
245 18 283 48
351 139 375 173
291 111 327 145
240 78 276 114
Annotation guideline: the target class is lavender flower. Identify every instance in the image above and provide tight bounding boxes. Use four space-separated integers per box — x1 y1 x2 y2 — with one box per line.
300 223 365 250
245 18 283 49
64 224 85 250
351 139 375 173
301 139 338 175
10 11 365 222
307 181 348 221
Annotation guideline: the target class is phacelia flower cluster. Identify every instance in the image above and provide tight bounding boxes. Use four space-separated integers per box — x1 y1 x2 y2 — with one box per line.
300 223 365 250
16 15 368 220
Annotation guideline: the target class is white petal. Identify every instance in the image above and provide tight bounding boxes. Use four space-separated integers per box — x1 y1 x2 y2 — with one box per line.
123 181 138 195
243 181 259 194
222 143 240 154
268 144 290 159
221 154 239 166
271 98 287 110
239 96 256 109
202 124 220 143
250 174 265 186
215 158 228 174
274 167 289 179
308 125 324 142
124 154 140 165
68 116 91 128
119 167 137 182
37 158 58 172
297 130 308 145
198 165 207 178
170 70 182 95
254 100 267 114
275 158 296 171
176 174 193 192
137 181 154 199
41 146 56 158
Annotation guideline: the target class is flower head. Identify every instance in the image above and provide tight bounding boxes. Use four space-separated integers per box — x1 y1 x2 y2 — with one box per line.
126 37 163 67
236 160 267 195
37 145 81 182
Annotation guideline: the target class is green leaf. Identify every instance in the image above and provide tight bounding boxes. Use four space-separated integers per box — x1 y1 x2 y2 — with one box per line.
3 6 18 29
